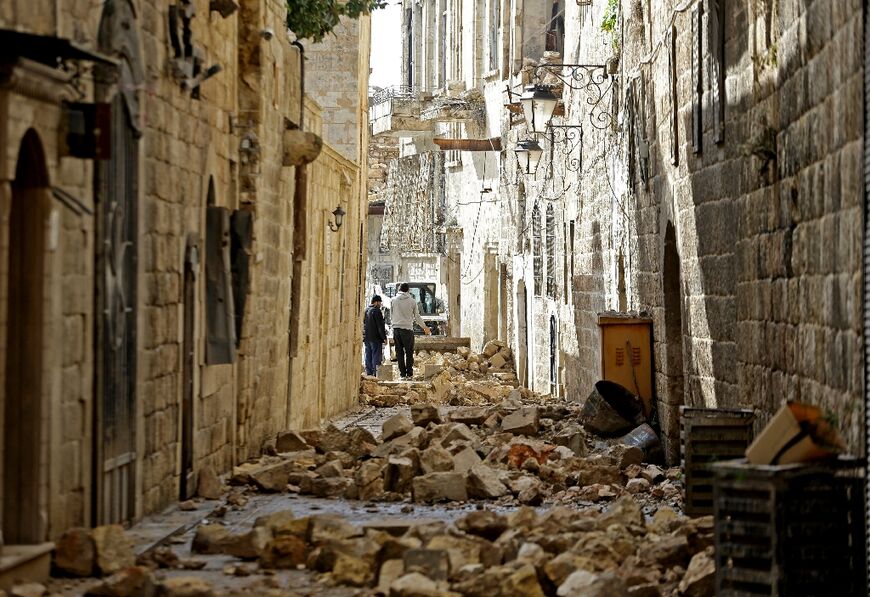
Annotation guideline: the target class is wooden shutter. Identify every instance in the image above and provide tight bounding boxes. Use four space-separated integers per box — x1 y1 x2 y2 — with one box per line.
205 205 236 364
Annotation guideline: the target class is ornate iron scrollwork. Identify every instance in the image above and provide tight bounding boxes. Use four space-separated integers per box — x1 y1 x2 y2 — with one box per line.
532 64 616 130
547 125 583 174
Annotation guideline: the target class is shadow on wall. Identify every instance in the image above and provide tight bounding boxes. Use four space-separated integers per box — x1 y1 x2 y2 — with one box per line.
566 219 606 402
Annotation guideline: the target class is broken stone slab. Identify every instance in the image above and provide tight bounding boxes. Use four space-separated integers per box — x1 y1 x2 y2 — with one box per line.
608 444 645 469
402 549 450 581
250 460 294 492
373 427 428 457
347 427 379 458
640 464 665 484
465 464 510 499
422 364 443 379
644 534 690 568
310 476 351 498
308 515 362 544
196 467 224 500
449 407 488 426
420 445 454 474
92 524 135 576
678 548 715 597
456 510 508 541
552 425 587 456
383 456 417 493
481 341 501 358
275 430 310 453
316 425 352 453
439 423 478 449
411 404 441 427
451 446 482 473
502 564 546 597
412 472 468 503
488 353 507 370
332 553 373 587
501 407 540 436
544 552 595 586
54 527 96 577
259 534 307 569
383 414 414 441
314 460 344 478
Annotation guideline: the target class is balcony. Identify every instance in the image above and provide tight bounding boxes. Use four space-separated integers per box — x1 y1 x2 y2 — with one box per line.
369 86 434 138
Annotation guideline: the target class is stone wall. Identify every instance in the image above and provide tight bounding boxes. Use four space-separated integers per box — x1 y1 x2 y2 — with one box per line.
0 0 370 539
560 0 865 459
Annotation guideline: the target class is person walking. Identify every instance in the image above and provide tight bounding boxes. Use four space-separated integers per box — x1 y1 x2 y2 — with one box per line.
390 282 431 378
363 295 387 376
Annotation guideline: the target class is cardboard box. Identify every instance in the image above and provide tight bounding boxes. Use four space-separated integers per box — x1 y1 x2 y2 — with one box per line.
746 401 846 465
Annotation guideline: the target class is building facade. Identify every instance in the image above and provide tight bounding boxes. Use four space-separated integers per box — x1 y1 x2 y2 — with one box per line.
374 0 865 464
0 0 369 556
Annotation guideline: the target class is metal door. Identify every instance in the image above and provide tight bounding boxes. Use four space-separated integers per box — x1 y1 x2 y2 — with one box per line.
94 94 139 525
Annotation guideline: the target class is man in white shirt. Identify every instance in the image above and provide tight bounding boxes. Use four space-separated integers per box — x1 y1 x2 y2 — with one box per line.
390 282 431 378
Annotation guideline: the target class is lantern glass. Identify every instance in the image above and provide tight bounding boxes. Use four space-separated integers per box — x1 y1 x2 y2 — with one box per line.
332 205 346 228
520 85 558 134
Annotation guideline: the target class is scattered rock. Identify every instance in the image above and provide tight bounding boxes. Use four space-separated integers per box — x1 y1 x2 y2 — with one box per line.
276 430 310 452
678 548 715 596
55 527 96 577
412 472 468 502
196 467 224 500
383 414 414 441
92 524 135 575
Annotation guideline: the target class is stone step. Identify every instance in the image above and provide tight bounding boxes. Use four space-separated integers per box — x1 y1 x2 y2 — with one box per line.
0 542 54 591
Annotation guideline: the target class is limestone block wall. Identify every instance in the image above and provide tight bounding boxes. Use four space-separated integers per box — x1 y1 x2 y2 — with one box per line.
289 143 364 429
556 0 865 459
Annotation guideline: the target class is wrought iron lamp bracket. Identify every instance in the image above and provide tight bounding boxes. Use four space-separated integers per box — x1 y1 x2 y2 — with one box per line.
532 64 616 130
540 124 583 174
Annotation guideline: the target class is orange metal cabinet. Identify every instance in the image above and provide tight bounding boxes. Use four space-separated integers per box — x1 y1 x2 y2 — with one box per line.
598 314 654 416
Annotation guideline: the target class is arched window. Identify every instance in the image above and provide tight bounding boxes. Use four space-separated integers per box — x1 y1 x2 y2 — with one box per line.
546 204 555 297
532 203 542 296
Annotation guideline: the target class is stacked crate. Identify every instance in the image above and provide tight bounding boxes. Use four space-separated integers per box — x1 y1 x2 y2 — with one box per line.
680 406 755 516
713 459 865 596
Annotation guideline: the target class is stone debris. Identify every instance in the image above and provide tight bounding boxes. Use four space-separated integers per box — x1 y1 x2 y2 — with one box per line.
361 341 525 407
221 370 683 513
145 501 711 595
54 524 135 578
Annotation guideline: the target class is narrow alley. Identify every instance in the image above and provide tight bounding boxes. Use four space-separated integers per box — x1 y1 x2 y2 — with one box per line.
0 0 868 596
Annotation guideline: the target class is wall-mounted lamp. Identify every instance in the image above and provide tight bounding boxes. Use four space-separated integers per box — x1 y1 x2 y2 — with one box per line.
328 205 346 232
514 139 543 176
520 85 559 135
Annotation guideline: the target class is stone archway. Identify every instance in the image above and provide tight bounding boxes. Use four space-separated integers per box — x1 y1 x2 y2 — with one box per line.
3 129 50 544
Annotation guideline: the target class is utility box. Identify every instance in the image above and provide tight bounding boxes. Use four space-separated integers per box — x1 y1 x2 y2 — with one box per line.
598 313 654 416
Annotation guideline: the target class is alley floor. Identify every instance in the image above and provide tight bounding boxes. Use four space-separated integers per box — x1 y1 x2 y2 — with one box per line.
41 343 710 597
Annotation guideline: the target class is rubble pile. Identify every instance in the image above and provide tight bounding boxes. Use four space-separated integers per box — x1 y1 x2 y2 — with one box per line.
234 390 682 512
190 501 713 596
361 340 524 407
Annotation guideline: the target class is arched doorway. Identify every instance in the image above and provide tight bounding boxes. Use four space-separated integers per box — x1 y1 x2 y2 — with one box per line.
3 130 50 544
662 222 685 464
93 0 143 525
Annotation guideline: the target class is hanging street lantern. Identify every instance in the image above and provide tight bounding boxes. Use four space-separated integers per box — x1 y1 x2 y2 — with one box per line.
328 205 346 232
515 138 543 176
520 84 559 134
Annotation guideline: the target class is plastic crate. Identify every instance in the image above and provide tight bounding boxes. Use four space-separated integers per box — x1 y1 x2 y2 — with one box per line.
713 458 866 597
680 406 755 516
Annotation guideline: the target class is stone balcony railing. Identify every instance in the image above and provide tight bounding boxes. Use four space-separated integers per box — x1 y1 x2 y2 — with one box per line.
369 86 435 137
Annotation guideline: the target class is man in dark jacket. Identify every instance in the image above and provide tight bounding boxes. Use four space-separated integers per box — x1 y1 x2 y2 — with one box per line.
363 295 387 376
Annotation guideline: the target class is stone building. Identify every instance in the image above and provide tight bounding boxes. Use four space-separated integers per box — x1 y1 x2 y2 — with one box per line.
0 0 369 571
375 0 866 463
